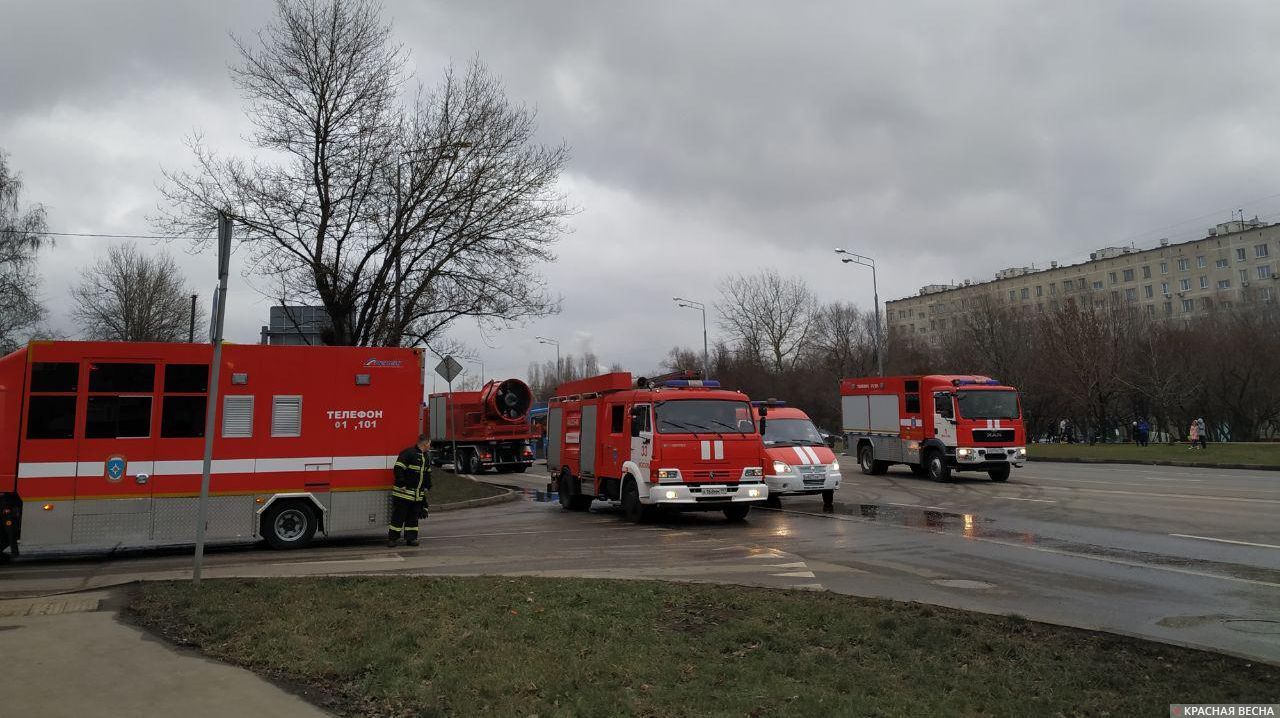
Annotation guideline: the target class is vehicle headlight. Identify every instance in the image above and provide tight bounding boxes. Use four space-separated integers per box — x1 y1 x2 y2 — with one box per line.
657 469 679 481
1016 447 1027 457
957 448 974 458
748 489 760 498
772 460 793 474
664 490 678 499
742 467 763 478
830 459 840 472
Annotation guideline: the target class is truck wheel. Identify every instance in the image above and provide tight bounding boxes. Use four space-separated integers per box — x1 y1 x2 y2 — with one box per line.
466 451 483 475
621 479 652 523
262 501 316 550
558 471 575 510
723 504 750 522
988 465 1011 482
559 471 592 512
925 450 952 483
859 444 888 475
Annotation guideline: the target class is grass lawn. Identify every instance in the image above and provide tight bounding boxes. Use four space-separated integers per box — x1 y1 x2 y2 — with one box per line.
1030 442 1280 468
129 577 1277 717
429 472 508 505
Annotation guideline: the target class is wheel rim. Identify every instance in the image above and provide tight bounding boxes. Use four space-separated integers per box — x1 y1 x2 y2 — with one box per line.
930 456 942 477
861 448 872 470
273 508 307 542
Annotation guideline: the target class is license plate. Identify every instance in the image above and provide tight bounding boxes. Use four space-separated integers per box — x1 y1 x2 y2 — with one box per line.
701 486 727 496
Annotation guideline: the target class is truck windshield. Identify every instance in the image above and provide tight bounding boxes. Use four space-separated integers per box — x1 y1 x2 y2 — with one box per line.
656 400 755 434
763 418 824 446
956 390 1020 420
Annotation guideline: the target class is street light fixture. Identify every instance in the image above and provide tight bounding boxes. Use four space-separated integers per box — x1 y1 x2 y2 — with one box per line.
672 297 709 378
465 358 485 385
536 336 561 385
834 248 884 377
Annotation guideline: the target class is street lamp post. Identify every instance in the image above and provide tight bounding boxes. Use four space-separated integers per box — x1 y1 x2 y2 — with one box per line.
672 297 709 378
466 358 485 385
536 336 560 385
834 248 884 377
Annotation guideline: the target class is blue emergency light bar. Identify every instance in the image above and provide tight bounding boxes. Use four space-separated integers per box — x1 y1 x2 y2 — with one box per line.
750 400 787 407
664 379 720 388
952 378 1002 386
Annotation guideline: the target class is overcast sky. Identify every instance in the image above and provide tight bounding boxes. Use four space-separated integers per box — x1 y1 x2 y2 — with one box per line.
5 0 1280 383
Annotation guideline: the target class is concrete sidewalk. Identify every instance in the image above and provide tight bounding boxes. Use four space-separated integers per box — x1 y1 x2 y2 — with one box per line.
0 591 329 717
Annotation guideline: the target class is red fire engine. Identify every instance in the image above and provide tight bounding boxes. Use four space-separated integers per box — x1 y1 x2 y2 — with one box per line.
548 371 768 522
753 401 842 506
425 379 535 474
0 341 425 557
841 375 1027 482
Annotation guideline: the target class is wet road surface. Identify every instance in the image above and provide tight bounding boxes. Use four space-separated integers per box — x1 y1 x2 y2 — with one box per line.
2 461 1277 664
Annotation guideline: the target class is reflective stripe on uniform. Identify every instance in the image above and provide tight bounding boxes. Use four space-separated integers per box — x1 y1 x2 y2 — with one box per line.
389 524 403 531
404 526 419 532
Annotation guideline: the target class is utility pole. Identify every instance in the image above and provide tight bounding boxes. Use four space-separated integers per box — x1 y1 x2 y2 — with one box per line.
536 336 560 385
193 212 232 585
189 294 197 342
672 297 709 378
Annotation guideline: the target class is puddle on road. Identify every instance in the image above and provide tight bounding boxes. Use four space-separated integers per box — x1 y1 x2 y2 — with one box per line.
520 488 559 503
826 501 1280 586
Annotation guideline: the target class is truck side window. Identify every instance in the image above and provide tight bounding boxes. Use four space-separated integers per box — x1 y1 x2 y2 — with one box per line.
905 394 920 414
610 404 625 434
933 392 953 419
629 404 650 437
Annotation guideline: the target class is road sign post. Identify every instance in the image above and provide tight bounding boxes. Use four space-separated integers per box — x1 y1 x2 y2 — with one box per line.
434 356 465 473
194 211 232 585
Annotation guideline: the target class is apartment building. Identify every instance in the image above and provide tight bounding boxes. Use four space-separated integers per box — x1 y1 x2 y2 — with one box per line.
887 219 1280 340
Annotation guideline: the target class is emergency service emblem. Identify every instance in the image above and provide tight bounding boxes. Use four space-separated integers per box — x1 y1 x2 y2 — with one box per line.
105 455 126 483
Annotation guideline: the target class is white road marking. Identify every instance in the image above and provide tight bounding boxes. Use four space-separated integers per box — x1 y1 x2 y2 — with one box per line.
901 483 1280 504
273 556 405 567
771 571 817 578
1169 534 1280 550
745 553 788 559
766 562 808 568
992 496 1057 503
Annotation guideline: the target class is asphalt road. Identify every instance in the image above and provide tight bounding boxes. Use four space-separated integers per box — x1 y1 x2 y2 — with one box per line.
3 460 1278 664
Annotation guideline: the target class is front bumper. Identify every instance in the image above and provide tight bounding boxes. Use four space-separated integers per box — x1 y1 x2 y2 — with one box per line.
765 471 841 495
646 482 768 505
953 446 1026 468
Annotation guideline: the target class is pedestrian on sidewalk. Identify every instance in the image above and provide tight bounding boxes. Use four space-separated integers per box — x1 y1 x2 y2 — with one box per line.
1187 420 1199 450
389 434 432 547
1195 417 1208 450
1137 418 1150 447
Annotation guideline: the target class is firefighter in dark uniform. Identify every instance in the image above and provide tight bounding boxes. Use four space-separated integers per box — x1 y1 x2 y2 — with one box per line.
389 434 432 547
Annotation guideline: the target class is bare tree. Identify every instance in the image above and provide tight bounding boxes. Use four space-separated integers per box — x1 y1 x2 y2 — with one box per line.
157 0 571 347
0 150 49 351
715 269 817 373
807 301 876 378
71 244 204 342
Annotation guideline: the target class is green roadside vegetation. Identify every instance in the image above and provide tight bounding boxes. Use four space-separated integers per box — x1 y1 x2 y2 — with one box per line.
1030 441 1280 468
129 577 1276 717
429 472 508 505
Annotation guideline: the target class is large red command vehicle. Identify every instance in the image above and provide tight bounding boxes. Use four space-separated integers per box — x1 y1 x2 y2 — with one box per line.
547 371 768 522
425 379 535 474
0 341 424 557
753 400 842 506
841 375 1026 482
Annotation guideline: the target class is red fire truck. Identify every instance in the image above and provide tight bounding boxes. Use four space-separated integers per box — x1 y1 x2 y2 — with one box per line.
0 341 425 557
841 375 1027 482
425 379 535 474
753 401 842 506
548 371 768 522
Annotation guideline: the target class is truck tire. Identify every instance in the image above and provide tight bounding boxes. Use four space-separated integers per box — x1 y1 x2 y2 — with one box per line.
925 450 952 483
621 479 653 524
466 451 483 475
558 471 592 512
262 501 317 550
859 444 888 475
988 465 1011 482
723 504 750 522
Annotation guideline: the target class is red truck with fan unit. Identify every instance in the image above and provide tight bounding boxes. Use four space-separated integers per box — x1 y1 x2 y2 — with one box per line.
841 375 1027 482
547 371 768 522
425 379 536 474
0 340 425 557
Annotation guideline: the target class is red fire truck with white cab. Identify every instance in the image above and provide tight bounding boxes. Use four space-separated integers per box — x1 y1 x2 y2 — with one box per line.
841 375 1027 482
753 400 841 506
548 371 769 522
0 341 425 557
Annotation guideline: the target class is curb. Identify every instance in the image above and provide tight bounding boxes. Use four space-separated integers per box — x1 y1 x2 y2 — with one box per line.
432 489 520 512
1028 456 1280 472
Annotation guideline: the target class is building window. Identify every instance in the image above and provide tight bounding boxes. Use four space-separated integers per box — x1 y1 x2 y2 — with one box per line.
1236 248 1247 261
1160 262 1168 274
1142 265 1151 279
1009 290 1017 302
1020 287 1029 300
1217 279 1230 290
1256 244 1271 258
1199 276 1208 289
1202 297 1213 309
1177 258 1189 271
1145 304 1155 316
1196 256 1207 268
1122 269 1134 282
1240 269 1249 282
1063 279 1073 291
1259 265 1274 279
1108 272 1117 284
1179 278 1191 291
1111 290 1120 304
1144 285 1154 299
1049 283 1057 295
1160 281 1169 295
1124 288 1137 301
1035 285 1043 297
1163 301 1173 315
1181 299 1194 312
1092 280 1103 290
1261 287 1274 301
1215 258 1228 268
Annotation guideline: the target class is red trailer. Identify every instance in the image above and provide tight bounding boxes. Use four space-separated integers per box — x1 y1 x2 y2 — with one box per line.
841 375 1027 482
547 371 768 522
0 341 425 556
425 379 535 474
